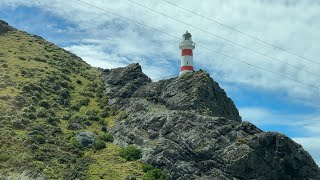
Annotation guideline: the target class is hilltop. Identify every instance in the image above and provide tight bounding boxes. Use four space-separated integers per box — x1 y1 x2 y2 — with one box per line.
0 20 320 180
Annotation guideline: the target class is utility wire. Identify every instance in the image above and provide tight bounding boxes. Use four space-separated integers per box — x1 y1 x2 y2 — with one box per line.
160 0 320 65
73 0 319 90
127 0 320 79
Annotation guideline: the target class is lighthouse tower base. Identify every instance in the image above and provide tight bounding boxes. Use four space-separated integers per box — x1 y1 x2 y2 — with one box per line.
180 70 193 76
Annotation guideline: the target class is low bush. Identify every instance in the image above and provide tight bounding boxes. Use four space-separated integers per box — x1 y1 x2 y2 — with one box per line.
36 107 48 118
76 79 82 85
100 107 110 118
119 145 142 161
143 169 166 180
46 116 59 125
85 109 100 121
33 134 46 144
141 164 154 173
94 140 106 150
38 100 51 109
62 111 72 120
98 96 109 108
70 137 82 149
0 153 11 162
98 133 114 142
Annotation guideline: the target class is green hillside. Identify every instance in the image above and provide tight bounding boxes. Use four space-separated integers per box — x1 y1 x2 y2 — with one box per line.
0 23 147 179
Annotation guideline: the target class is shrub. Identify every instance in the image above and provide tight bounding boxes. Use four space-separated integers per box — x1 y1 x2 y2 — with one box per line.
38 100 51 109
79 90 94 97
33 134 46 144
71 98 90 111
100 107 110 118
11 117 30 129
94 140 106 150
143 169 166 180
46 116 59 125
36 107 48 118
85 109 100 121
14 95 27 108
119 145 142 161
18 56 26 60
70 137 82 148
98 133 114 142
141 164 154 173
77 98 90 106
59 89 70 106
71 104 81 111
83 120 92 126
33 151 47 161
99 96 109 107
98 119 106 126
62 111 72 120
101 126 108 133
76 79 82 85
67 122 83 130
96 83 105 98
0 153 11 162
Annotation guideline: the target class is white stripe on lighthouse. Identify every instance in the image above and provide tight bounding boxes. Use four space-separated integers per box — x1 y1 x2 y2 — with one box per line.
181 55 194 67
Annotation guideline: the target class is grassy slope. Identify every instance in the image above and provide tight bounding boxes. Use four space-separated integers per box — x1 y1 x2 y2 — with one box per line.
0 28 143 179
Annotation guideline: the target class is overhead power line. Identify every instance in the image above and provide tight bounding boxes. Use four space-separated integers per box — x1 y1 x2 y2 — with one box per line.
160 0 320 65
127 0 320 79
73 0 319 90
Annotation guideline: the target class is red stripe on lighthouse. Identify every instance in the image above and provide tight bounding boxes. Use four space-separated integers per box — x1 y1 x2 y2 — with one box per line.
180 66 194 71
181 49 193 56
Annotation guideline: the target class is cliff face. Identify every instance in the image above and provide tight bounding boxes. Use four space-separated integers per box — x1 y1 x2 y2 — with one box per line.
102 64 320 180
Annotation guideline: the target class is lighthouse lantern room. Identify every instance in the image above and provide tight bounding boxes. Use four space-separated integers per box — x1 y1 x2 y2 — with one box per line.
179 31 195 76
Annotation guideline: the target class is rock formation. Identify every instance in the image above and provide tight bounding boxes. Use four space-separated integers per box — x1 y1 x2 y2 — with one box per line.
102 63 320 180
0 20 13 35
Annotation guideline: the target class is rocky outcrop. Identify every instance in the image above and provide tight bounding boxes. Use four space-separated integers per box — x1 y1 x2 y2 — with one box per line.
102 63 240 121
0 20 13 35
102 63 320 179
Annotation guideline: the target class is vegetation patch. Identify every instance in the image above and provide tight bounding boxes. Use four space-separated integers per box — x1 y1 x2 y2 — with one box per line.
120 145 142 161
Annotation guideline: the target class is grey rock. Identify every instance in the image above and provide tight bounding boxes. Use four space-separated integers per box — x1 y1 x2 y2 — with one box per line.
102 64 320 179
101 63 151 99
76 132 96 148
0 20 13 35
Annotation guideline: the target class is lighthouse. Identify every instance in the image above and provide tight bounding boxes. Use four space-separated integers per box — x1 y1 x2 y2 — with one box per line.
179 31 195 76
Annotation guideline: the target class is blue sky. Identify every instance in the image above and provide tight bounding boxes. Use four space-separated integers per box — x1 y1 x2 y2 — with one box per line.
1 0 319 165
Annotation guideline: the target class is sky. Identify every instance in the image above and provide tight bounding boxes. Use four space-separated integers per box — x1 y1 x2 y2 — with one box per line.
0 0 319 165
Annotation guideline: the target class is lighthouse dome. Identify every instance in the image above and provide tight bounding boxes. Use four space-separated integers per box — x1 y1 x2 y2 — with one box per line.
182 30 192 40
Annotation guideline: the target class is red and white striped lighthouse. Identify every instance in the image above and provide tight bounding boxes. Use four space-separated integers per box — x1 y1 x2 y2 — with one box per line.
179 31 195 76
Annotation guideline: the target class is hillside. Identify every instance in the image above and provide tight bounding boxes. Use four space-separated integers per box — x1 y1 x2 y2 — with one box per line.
0 20 158 179
1 20 320 180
